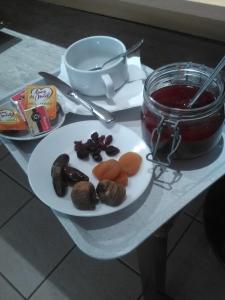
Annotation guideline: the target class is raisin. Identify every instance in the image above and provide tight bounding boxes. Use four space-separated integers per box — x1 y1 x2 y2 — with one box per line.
93 148 101 155
105 135 113 145
105 145 120 156
76 148 89 159
91 132 99 141
92 153 102 162
74 141 83 152
99 142 106 150
99 135 105 143
86 139 97 152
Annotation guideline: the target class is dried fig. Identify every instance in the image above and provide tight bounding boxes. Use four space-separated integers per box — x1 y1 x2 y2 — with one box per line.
71 181 98 210
96 180 126 207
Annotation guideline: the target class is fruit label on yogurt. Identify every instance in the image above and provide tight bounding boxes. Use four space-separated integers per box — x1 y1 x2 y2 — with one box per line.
25 85 57 120
0 107 27 131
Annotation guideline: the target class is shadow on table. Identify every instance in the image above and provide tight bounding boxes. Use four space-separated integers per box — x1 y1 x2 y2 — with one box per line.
0 31 21 53
152 165 183 191
171 136 224 171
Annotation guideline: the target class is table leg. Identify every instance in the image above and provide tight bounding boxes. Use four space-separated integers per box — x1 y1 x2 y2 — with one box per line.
137 219 174 300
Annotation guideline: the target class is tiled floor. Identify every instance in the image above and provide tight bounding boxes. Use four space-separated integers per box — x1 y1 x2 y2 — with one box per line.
1 143 225 300
1 0 225 299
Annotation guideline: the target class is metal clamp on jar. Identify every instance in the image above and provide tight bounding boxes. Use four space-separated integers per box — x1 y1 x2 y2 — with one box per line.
141 62 225 166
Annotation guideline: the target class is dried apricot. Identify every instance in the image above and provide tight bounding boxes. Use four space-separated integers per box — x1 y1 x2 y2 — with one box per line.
118 152 142 176
92 159 121 181
114 171 128 187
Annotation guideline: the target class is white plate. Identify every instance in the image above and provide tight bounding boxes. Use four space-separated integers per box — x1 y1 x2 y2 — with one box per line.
28 121 153 217
0 102 66 141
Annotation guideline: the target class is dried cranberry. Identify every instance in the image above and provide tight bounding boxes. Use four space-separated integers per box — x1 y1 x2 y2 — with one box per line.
105 135 113 145
105 145 120 156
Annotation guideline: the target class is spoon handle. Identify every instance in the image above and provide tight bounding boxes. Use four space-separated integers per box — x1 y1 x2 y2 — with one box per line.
101 39 144 69
187 55 225 108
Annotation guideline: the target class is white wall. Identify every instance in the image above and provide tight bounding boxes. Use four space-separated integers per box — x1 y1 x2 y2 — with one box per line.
40 0 225 42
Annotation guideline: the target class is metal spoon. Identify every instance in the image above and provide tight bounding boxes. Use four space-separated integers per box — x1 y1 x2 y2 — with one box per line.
187 55 225 108
89 39 144 71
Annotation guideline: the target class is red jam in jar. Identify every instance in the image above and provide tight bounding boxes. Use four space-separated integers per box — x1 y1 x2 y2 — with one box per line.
141 63 225 162
151 85 214 109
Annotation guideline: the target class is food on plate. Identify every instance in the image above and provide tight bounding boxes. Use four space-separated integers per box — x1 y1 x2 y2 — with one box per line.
118 152 142 176
92 159 121 181
51 154 70 197
51 153 90 198
74 131 120 162
0 106 27 131
63 165 89 186
105 145 120 156
96 180 126 207
114 170 128 187
92 152 142 186
24 85 57 120
71 181 98 210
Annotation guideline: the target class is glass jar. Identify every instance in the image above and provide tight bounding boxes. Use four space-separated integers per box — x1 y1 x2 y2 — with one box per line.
141 62 225 166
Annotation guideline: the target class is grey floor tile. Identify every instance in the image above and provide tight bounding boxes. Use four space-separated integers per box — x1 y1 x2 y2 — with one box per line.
166 221 225 300
0 144 8 160
183 190 207 217
0 154 31 191
0 274 24 300
121 213 193 273
30 247 142 300
195 207 203 223
167 213 193 254
0 198 74 298
0 170 32 227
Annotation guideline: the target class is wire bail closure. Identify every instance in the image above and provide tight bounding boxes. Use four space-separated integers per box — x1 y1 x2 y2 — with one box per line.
146 117 182 167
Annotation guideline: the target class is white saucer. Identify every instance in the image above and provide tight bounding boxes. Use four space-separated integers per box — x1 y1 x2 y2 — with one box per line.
58 57 153 116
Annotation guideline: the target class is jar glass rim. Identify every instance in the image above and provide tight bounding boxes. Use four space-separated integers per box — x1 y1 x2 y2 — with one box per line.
144 62 224 117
